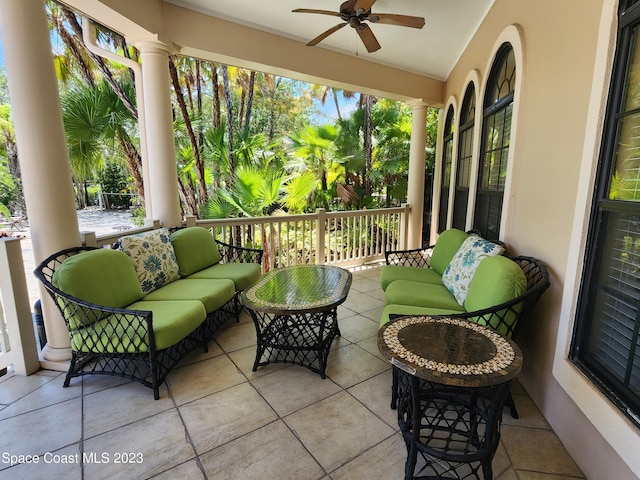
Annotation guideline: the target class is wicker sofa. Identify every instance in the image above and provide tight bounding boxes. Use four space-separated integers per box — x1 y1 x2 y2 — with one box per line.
35 226 262 400
380 228 550 416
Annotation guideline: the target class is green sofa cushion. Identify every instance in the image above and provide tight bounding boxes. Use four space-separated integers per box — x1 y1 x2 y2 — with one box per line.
464 256 527 312
380 265 443 291
186 262 261 291
385 280 466 312
118 228 180 295
430 228 469 275
52 249 143 330
380 304 464 326
170 227 221 276
142 278 236 314
71 300 206 352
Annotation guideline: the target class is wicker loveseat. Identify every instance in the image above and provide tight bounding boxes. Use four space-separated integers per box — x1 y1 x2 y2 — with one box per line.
380 228 550 416
35 226 262 400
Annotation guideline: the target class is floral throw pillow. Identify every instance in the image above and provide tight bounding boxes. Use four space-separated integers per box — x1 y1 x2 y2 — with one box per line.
119 228 180 295
441 235 505 306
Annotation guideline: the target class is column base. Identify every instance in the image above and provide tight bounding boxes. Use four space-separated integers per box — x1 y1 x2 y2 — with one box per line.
40 344 71 372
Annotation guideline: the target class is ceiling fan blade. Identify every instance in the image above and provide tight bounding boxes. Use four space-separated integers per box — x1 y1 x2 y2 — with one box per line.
292 9 342 17
369 13 425 29
307 22 348 46
357 23 381 53
353 0 377 14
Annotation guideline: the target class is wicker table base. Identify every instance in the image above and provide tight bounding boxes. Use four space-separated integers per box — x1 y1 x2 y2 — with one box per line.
396 368 511 479
249 309 340 377
242 265 352 378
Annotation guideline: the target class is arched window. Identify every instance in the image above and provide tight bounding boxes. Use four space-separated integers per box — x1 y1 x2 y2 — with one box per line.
474 44 516 240
438 105 455 232
453 83 476 230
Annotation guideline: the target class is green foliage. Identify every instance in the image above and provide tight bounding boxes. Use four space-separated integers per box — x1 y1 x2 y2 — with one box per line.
132 206 146 226
610 172 640 201
0 67 9 105
99 163 132 209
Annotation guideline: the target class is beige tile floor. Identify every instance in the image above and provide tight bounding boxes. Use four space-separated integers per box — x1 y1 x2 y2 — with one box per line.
0 265 585 480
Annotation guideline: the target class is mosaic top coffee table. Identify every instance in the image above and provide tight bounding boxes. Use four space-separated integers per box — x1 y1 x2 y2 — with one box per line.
378 315 523 480
242 264 352 378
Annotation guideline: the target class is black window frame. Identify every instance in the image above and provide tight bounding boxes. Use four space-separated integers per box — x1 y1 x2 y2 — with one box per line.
474 43 516 241
571 0 640 428
438 105 455 233
453 82 476 231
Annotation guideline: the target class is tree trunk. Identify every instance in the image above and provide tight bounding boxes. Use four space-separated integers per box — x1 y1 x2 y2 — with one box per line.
211 65 221 129
245 71 256 130
177 175 198 217
196 59 204 147
117 134 145 201
62 8 138 119
221 65 235 180
169 56 207 207
332 89 342 121
363 94 373 197
53 14 95 88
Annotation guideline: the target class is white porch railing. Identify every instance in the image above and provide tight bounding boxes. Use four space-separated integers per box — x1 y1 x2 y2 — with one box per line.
82 205 410 270
0 238 40 376
185 205 409 270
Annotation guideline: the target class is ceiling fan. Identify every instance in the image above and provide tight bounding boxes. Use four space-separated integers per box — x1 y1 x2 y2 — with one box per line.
292 0 425 53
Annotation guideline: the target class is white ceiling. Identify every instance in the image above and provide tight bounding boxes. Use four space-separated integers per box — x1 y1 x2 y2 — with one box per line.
164 0 494 81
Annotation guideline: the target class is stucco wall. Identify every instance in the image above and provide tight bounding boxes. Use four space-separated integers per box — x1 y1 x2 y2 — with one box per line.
445 0 639 478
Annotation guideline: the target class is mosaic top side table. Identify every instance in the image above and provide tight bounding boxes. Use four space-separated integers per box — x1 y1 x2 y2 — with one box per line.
378 315 523 480
242 264 352 378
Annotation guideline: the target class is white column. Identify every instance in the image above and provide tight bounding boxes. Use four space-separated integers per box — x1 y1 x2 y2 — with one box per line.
0 0 81 368
134 40 182 227
406 100 429 249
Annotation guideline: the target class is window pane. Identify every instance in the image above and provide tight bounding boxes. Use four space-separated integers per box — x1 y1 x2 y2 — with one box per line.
486 48 516 105
584 210 640 399
457 128 473 187
623 27 640 111
609 112 640 201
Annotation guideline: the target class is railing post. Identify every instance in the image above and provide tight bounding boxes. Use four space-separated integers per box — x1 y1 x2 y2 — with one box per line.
316 208 326 265
268 223 276 271
0 238 40 376
184 216 196 227
401 203 410 250
80 231 98 247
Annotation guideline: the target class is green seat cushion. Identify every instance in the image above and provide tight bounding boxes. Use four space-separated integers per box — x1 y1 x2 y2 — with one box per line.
53 249 143 329
70 300 206 352
170 227 221 276
380 265 443 291
430 228 469 275
142 278 236 314
186 262 261 291
380 304 465 326
118 228 180 294
385 280 466 312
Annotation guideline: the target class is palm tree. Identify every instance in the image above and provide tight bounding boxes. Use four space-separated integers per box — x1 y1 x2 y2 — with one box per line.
60 85 107 207
289 125 339 207
169 55 207 207
61 79 144 207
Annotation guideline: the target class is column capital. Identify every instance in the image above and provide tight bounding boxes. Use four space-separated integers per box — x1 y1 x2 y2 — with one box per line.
130 35 177 55
407 99 430 110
